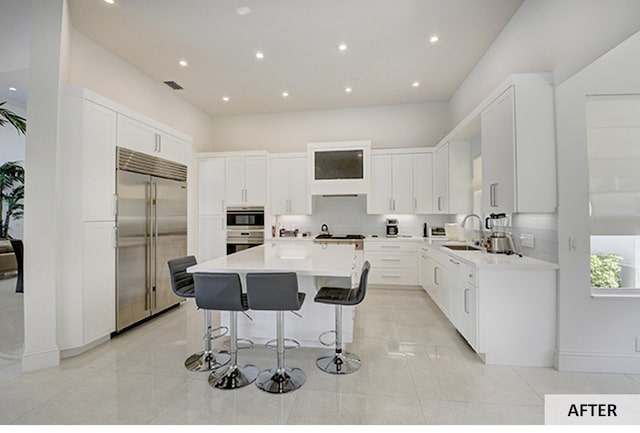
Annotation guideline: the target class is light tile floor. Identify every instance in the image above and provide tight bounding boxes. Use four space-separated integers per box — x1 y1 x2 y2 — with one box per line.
2 284 640 424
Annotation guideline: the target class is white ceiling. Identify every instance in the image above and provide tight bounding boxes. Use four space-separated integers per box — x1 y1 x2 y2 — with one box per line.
1 1 524 116
68 0 523 117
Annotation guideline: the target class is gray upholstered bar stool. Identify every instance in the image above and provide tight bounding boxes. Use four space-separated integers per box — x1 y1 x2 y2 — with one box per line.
167 256 230 372
193 272 259 390
314 261 370 374
246 272 306 394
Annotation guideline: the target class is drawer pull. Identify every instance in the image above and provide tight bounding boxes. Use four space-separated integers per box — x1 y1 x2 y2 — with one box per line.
381 275 402 279
381 245 401 249
381 258 402 262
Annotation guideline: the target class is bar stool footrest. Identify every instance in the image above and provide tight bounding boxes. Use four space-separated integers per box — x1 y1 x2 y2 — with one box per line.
222 337 255 351
265 338 301 351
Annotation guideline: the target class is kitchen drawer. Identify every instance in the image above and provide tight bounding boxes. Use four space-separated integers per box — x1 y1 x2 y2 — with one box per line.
369 268 418 285
365 241 418 253
365 251 417 269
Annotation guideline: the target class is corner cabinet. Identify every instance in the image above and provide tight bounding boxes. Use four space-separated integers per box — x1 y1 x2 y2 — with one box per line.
367 149 433 215
432 141 472 214
481 77 556 213
364 240 418 286
225 154 267 206
269 154 311 215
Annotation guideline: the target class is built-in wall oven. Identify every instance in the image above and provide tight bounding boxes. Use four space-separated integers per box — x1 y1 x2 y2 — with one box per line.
226 206 264 255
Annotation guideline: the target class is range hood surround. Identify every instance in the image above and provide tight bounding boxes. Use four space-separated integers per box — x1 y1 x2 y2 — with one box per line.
308 140 371 196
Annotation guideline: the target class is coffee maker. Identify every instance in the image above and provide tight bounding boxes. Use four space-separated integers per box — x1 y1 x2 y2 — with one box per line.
386 218 398 237
484 213 514 254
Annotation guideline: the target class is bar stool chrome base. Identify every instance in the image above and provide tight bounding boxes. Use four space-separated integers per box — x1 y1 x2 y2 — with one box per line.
256 366 306 394
315 351 361 374
209 363 259 390
184 351 231 372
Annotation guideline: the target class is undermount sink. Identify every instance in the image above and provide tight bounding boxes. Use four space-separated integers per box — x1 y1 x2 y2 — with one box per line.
444 244 482 251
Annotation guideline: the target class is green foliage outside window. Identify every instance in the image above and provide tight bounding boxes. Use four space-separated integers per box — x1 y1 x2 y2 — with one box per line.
590 253 622 288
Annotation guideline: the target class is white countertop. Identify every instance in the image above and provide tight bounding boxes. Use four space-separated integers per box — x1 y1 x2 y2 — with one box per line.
188 242 354 277
423 241 559 270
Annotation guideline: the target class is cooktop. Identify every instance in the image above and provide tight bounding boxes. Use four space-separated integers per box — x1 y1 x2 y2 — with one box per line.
314 234 365 240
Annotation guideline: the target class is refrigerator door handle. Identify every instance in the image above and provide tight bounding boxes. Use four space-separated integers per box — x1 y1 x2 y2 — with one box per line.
145 180 152 311
152 180 159 311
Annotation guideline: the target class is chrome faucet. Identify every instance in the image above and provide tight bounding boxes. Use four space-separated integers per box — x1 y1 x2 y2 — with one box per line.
461 213 482 229
461 214 484 241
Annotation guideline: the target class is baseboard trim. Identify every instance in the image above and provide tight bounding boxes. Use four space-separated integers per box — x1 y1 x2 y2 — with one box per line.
21 346 60 372
60 335 110 359
556 350 640 374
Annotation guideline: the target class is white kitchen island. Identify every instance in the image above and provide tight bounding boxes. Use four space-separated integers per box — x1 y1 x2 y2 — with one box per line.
188 242 358 348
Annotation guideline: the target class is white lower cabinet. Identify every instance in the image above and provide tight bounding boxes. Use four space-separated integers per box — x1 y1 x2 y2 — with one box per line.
365 241 418 286
198 215 226 261
419 245 556 367
449 258 477 351
82 222 117 345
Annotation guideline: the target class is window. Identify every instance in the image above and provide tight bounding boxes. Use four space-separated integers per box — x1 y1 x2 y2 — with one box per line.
586 94 640 293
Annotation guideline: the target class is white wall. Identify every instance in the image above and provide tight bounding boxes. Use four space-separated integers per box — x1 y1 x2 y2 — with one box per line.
448 0 640 128
556 30 640 373
208 102 449 153
67 29 214 152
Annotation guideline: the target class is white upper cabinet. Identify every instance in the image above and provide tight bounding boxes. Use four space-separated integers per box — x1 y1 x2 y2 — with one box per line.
81 100 117 222
413 153 434 214
269 155 311 215
116 114 188 165
368 150 432 214
481 77 556 213
225 154 267 206
198 157 226 215
433 142 471 214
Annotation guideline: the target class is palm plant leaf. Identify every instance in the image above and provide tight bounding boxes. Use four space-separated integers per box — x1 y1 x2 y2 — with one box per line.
0 101 27 135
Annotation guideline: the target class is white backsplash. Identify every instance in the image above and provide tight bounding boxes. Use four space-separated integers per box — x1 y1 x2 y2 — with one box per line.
510 213 559 263
273 195 455 238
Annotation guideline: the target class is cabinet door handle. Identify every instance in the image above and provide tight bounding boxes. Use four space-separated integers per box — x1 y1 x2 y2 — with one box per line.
437 196 442 211
449 258 460 265
464 288 470 314
112 226 118 249
389 198 393 211
434 266 439 286
490 183 498 207
414 197 417 211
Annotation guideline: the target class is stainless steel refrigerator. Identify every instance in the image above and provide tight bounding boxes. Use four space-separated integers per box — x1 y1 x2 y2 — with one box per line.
115 147 188 331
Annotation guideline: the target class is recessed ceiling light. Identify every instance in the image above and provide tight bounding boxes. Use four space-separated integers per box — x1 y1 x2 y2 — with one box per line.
412 82 420 88
345 87 352 93
338 43 348 51
179 60 188 67
222 96 230 102
104 0 115 4
282 91 289 98
255 52 264 59
236 6 251 16
430 35 440 44
8 87 17 92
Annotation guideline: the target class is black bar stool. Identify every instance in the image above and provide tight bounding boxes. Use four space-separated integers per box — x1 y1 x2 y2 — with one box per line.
194 272 259 390
167 256 230 372
314 261 370 374
246 272 306 394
